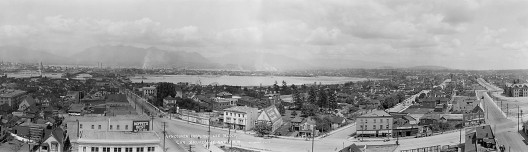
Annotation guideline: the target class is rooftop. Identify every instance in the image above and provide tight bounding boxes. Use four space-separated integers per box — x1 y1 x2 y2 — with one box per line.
0 89 26 97
77 131 161 145
224 106 258 113
359 110 392 117
65 115 150 122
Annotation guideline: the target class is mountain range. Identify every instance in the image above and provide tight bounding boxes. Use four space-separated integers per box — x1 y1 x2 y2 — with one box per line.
0 45 451 71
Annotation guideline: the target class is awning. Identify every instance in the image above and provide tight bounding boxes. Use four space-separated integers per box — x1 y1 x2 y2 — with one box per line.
358 131 376 134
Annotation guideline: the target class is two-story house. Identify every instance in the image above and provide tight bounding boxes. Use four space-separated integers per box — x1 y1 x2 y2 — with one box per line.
356 110 393 137
223 106 259 131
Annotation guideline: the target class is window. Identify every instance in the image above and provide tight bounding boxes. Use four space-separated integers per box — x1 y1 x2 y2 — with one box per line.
373 125 376 129
98 125 101 129
102 147 110 152
136 147 144 152
110 125 113 130
386 125 389 129
359 125 363 130
147 147 155 152
117 125 120 130
125 125 128 130
83 147 86 152
373 119 376 123
380 119 383 123
238 114 240 117
42 146 48 150
387 119 389 123
125 147 133 152
380 125 383 130
114 148 122 152
91 125 94 129
91 147 99 152
80 124 83 129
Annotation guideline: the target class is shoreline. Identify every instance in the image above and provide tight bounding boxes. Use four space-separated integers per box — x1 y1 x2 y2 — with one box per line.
129 74 384 86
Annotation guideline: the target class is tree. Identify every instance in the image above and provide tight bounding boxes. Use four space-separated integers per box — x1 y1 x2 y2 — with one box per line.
253 122 272 137
276 104 286 115
273 81 280 93
155 82 176 107
317 89 328 108
292 89 303 110
308 87 317 104
328 90 338 110
301 103 318 116
314 116 332 133
281 81 291 95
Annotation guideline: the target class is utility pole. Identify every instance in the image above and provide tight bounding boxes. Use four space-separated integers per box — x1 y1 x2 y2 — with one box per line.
518 105 520 132
227 124 231 144
459 127 462 145
163 122 167 152
208 117 211 149
312 125 316 152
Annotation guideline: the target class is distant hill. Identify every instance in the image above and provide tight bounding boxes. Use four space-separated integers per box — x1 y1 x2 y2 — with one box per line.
0 46 67 64
71 45 218 68
407 65 450 70
211 52 311 71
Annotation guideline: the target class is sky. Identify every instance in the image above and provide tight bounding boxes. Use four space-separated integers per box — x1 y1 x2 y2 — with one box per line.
1 0 528 70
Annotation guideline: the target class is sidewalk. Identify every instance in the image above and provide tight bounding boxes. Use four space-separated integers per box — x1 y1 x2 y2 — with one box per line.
166 117 257 135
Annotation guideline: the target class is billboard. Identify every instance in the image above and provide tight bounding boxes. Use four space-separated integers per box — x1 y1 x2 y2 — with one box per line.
133 121 150 132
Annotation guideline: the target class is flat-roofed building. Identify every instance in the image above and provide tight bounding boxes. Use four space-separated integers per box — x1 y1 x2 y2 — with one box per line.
64 115 152 152
356 110 393 137
0 89 27 106
77 130 162 152
224 106 259 131
142 87 156 97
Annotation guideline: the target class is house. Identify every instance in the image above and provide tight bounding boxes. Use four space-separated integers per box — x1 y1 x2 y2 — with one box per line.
299 117 319 138
392 113 420 137
175 87 183 98
223 106 259 131
142 86 156 97
39 128 67 152
463 105 485 126
18 96 37 111
452 96 481 113
475 125 496 149
68 104 84 116
290 117 304 131
163 96 178 109
419 97 450 108
419 114 442 126
330 116 346 129
0 89 27 106
339 144 363 152
256 105 284 133
356 110 393 137
217 92 233 98
439 114 463 126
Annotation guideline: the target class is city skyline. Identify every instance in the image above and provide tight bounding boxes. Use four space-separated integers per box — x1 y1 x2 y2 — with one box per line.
1 0 528 70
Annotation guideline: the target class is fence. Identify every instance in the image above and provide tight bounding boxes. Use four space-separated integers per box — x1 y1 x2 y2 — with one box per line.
400 145 441 152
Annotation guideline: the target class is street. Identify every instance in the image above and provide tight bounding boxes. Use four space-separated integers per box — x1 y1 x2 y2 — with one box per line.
477 79 528 152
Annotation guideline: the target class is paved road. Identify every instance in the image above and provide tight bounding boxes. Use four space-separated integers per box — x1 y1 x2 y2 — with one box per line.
477 79 528 152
